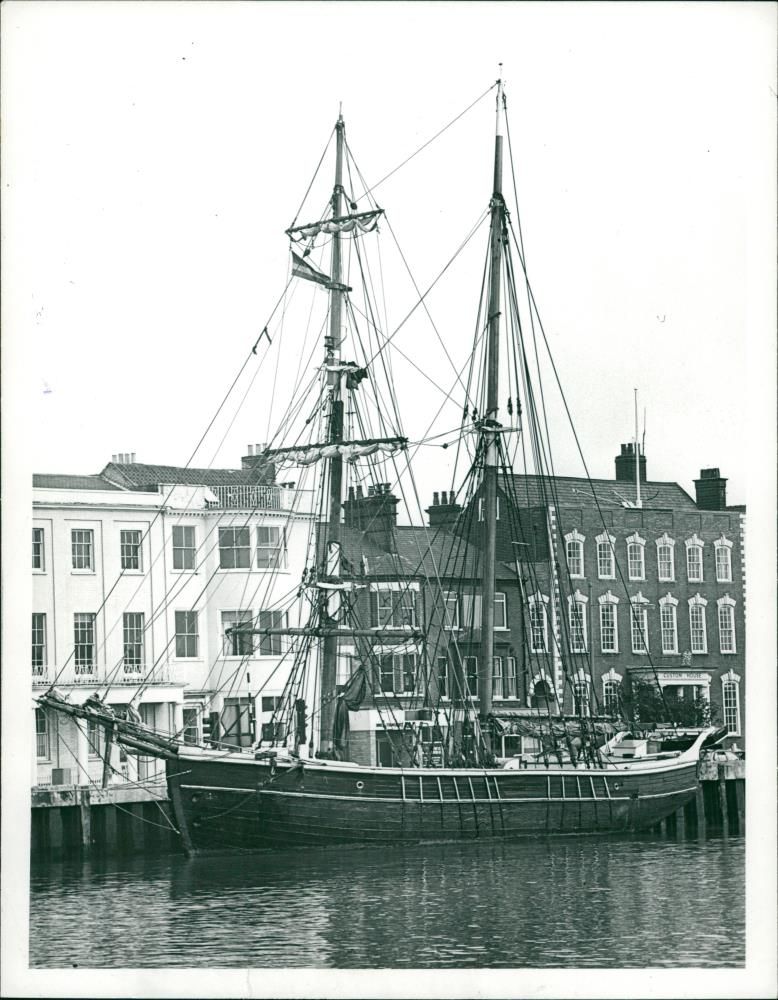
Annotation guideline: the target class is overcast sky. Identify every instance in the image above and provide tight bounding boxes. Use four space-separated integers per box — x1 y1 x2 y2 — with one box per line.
3 2 776 511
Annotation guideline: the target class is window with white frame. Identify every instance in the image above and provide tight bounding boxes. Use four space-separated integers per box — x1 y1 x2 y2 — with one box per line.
463 656 479 697
630 594 649 654
596 533 615 579
32 527 45 571
460 593 482 630
222 610 254 657
688 595 708 654
573 676 591 716
598 593 619 653
494 592 507 629
656 534 675 582
32 613 47 675
378 652 417 694
71 528 94 570
123 612 145 673
477 497 501 521
182 706 201 745
218 527 251 569
659 595 679 654
721 671 741 735
602 674 621 716
87 717 103 758
36 708 49 759
372 587 417 629
120 529 143 571
505 656 518 699
74 613 96 673
257 609 286 655
492 656 504 699
715 536 733 583
442 592 459 630
568 592 588 653
565 530 585 577
257 525 286 569
172 525 197 571
626 533 646 581
685 535 704 583
528 594 549 653
717 597 736 653
175 610 199 658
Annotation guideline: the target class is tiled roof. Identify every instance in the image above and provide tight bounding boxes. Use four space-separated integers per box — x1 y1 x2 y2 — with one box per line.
504 474 698 511
99 462 271 491
338 525 517 581
33 474 122 491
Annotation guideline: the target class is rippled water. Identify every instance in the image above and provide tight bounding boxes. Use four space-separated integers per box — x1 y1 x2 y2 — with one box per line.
30 834 744 968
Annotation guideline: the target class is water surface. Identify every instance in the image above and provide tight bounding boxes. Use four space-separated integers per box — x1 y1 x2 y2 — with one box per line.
30 834 744 968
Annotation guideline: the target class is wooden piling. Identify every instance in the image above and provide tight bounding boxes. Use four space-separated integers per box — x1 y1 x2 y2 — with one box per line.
103 803 118 851
675 805 686 839
718 765 729 835
734 779 745 834
695 785 706 838
48 807 64 853
79 790 92 851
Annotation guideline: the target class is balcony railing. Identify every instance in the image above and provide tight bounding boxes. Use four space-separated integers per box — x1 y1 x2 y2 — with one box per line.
208 484 313 513
37 663 171 686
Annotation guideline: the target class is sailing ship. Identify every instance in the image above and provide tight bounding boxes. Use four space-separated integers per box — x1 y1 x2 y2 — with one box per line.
39 75 725 853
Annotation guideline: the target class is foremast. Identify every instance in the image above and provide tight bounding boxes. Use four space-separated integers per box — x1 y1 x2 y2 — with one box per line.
319 112 346 754
478 74 506 757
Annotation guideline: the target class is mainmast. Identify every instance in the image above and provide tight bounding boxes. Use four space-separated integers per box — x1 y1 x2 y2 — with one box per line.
319 112 346 754
478 73 505 757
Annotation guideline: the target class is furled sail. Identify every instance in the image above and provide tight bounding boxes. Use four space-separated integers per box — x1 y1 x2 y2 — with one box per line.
287 209 383 242
269 436 407 467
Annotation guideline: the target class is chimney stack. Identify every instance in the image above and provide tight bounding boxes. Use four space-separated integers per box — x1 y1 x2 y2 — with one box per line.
343 482 400 550
426 488 462 528
694 468 727 510
615 442 647 483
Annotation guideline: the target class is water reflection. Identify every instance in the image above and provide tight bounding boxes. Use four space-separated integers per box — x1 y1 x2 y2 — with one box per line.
30 834 744 968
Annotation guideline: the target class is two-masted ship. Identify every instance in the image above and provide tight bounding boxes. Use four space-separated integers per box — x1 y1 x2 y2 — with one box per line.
39 75 725 854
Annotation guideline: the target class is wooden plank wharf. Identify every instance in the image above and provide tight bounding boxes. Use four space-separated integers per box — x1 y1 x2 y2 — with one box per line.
30 759 745 859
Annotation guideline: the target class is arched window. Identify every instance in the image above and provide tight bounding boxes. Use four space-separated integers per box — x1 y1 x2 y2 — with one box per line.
630 592 649 654
688 594 708 654
659 594 679 654
715 536 733 583
685 534 705 583
565 530 585 578
573 675 591 717
530 676 554 710
598 591 619 653
596 532 615 579
721 670 741 735
655 533 675 582
528 593 549 653
568 591 588 653
717 595 737 653
626 533 646 581
602 672 622 717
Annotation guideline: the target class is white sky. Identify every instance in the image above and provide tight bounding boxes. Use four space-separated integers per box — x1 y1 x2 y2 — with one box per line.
2 1 775 511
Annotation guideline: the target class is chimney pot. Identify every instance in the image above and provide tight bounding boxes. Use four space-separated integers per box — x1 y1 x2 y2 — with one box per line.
348 486 355 499
130 452 136 464
248 444 254 456
433 492 440 506
256 443 263 454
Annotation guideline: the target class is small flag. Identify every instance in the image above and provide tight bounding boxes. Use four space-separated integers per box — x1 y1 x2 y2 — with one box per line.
291 251 351 293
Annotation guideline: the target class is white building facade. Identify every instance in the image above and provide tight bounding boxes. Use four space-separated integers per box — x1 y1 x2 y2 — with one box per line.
32 457 314 790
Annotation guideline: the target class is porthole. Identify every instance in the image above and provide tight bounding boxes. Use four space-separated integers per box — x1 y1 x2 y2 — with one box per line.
355 780 365 791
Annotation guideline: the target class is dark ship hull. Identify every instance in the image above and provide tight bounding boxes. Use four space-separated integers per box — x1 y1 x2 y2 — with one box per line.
166 745 703 854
